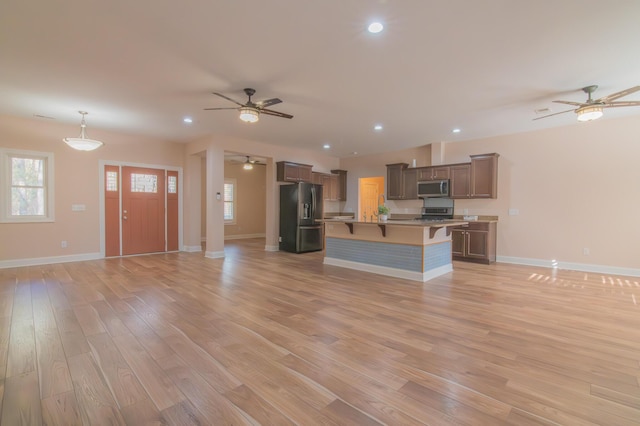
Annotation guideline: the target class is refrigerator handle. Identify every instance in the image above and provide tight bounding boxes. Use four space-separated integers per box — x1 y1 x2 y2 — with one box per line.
311 185 316 218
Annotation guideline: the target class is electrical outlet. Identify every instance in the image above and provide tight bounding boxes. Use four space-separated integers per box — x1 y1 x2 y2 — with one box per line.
278 236 282 242
509 208 519 216
462 208 469 215
583 248 590 255
61 240 68 248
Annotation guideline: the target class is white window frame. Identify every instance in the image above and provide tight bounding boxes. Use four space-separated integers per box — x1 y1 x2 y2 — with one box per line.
0 148 55 223
223 178 236 225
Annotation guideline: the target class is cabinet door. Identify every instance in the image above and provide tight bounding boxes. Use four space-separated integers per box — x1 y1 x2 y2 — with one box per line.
297 165 313 183
320 174 332 200
466 230 489 259
470 153 498 198
331 169 348 201
403 169 418 200
450 164 471 198
451 229 465 256
312 172 322 185
417 167 432 181
283 165 300 182
432 166 450 180
329 174 339 201
386 165 406 199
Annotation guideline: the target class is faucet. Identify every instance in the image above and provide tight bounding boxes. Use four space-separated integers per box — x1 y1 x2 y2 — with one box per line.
379 194 385 206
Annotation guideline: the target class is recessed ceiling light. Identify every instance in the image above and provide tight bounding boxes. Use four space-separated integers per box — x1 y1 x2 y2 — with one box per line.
452 128 461 133
323 144 331 149
183 117 193 123
367 22 384 34
374 124 383 131
351 151 358 155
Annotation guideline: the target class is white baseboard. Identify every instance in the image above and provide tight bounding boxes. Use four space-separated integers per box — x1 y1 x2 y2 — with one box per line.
497 256 640 277
265 245 279 252
0 252 102 269
323 257 452 282
204 250 225 259
182 245 202 253
224 233 266 240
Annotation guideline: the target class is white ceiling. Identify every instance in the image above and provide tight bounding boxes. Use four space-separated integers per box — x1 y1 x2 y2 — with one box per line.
2 1 640 158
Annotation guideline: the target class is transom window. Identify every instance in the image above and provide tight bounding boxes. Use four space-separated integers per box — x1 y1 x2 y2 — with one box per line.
1 149 54 223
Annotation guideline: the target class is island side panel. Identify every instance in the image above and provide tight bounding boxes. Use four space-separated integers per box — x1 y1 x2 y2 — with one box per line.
323 222 454 282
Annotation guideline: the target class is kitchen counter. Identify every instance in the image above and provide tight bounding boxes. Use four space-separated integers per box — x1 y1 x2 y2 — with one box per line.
323 219 468 282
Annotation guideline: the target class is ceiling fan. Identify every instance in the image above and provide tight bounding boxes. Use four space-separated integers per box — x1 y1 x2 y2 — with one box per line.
534 85 640 121
204 88 293 123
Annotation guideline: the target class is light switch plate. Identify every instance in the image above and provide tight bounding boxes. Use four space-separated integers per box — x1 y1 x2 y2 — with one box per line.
71 204 86 211
508 208 519 216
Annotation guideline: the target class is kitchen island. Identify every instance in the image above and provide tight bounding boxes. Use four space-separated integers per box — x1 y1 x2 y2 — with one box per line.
323 219 467 282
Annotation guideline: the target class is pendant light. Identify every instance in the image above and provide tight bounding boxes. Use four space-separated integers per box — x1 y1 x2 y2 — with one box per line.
63 111 104 151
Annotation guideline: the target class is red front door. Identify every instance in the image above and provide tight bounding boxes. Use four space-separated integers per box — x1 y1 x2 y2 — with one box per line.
122 166 166 255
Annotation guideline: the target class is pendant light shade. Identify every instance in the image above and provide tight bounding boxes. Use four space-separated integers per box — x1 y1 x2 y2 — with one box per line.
63 111 104 151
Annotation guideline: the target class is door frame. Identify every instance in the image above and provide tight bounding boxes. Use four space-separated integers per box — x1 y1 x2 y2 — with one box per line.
98 160 183 258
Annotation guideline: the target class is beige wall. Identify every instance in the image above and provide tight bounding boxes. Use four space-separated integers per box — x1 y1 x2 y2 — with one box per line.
0 115 184 263
443 115 640 272
223 161 267 238
339 116 640 274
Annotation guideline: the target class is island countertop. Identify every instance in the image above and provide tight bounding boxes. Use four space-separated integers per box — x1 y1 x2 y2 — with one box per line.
322 218 469 239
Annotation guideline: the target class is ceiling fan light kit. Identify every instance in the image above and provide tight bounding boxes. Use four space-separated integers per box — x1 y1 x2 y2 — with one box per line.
63 111 104 151
243 156 254 170
576 105 603 122
239 106 259 123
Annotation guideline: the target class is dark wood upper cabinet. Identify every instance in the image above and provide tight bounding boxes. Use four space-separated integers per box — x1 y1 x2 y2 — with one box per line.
403 168 418 200
386 163 409 200
450 164 471 199
331 169 347 201
470 153 499 198
311 170 347 201
277 161 313 183
417 166 450 181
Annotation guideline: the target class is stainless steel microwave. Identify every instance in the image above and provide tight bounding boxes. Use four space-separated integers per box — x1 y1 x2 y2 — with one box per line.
417 179 450 198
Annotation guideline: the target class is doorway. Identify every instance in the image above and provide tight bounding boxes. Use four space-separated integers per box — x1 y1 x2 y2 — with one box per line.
358 176 384 221
103 163 181 257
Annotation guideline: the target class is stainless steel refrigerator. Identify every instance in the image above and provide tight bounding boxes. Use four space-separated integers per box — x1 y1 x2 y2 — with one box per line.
279 183 324 253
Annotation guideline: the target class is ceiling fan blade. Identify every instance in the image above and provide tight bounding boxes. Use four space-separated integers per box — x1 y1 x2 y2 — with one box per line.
602 101 640 108
212 92 245 107
261 109 294 119
596 86 640 103
203 107 239 111
533 109 575 121
552 100 584 107
257 98 282 108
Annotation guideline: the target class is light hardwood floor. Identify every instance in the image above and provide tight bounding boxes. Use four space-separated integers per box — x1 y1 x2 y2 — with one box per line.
1 238 639 425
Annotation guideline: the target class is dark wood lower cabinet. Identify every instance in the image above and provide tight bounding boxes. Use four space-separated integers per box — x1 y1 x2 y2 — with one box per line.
451 221 496 264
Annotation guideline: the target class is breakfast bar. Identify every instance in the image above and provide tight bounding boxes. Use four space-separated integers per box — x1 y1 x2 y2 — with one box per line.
323 219 467 282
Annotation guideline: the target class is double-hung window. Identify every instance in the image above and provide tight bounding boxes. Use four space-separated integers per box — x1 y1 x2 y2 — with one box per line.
223 178 236 224
1 149 54 223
